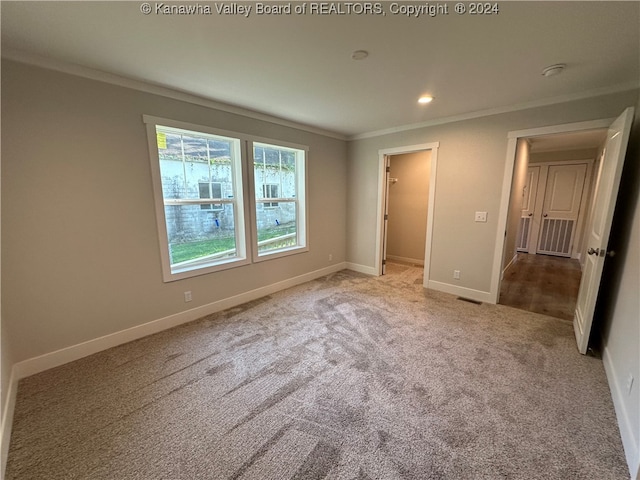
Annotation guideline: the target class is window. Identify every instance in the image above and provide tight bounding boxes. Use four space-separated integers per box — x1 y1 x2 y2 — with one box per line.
199 182 223 211
261 184 279 208
252 142 306 257
146 119 248 279
144 116 307 281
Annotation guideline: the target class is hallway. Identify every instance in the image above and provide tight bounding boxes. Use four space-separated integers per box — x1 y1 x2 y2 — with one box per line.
499 253 582 321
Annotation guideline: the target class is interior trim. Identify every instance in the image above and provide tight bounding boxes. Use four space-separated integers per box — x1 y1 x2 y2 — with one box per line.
2 48 348 141
351 84 637 141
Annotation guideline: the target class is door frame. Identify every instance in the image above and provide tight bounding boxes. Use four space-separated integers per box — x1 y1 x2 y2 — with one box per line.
491 118 614 303
375 142 439 282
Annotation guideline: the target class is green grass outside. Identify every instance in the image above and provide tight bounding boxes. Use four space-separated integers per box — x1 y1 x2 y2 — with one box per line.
170 224 296 264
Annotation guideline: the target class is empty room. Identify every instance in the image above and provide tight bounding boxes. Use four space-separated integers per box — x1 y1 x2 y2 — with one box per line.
1 2 639 479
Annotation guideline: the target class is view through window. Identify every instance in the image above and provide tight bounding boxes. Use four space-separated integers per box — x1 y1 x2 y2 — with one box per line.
145 117 307 281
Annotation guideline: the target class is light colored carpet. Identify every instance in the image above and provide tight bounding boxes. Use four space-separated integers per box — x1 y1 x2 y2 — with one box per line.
6 264 629 479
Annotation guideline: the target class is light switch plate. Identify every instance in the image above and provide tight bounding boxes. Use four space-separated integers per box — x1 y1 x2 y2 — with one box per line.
475 211 488 222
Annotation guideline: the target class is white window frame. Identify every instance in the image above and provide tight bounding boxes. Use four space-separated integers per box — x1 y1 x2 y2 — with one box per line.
144 116 251 281
144 115 308 282
249 139 308 263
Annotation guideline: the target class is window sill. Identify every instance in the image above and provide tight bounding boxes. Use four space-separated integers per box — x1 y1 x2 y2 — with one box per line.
254 244 309 263
165 256 251 282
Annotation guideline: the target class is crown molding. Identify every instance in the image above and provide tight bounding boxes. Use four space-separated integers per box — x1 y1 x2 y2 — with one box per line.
1 48 348 141
3 47 638 144
349 81 640 141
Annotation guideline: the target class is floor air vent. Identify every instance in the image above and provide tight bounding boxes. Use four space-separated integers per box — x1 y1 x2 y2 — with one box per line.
457 297 482 305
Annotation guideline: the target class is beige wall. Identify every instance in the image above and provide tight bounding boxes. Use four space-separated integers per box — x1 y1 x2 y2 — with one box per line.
529 147 599 164
347 89 639 294
502 139 529 272
599 95 640 477
2 57 639 477
386 151 430 263
0 60 347 376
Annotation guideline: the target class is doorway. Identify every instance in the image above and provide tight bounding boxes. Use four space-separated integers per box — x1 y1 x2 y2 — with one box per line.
385 151 431 266
499 129 605 320
493 107 634 354
375 142 439 284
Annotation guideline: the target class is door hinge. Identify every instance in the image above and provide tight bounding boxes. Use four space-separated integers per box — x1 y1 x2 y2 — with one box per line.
382 259 386 265
386 166 390 173
384 214 388 220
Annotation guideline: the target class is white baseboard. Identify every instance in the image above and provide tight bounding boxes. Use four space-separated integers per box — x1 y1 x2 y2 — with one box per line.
12 262 348 381
602 345 639 479
501 253 518 280
386 255 424 266
1 368 18 480
345 262 377 276
0 261 347 475
427 280 494 304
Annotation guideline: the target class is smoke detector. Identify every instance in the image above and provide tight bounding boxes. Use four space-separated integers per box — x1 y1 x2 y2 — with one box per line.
351 50 369 60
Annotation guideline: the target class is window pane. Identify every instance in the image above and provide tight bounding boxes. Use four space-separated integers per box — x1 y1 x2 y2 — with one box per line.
261 184 279 208
153 124 245 276
211 183 222 198
157 127 235 201
165 204 237 272
256 202 297 253
253 142 304 257
253 144 297 200
148 118 307 279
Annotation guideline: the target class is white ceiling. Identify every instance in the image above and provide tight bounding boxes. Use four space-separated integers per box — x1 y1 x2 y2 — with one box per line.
1 1 639 138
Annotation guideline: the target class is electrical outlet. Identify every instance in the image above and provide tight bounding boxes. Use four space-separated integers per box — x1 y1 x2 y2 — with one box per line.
475 211 488 222
329 253 333 261
626 373 634 395
184 291 192 303
453 270 461 280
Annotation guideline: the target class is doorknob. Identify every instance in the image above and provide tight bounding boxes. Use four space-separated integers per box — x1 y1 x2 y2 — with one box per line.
528 213 533 217
587 247 600 256
543 213 548 217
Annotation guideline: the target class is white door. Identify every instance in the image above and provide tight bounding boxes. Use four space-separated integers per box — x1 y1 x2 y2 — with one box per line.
574 107 634 354
537 163 587 257
517 166 540 252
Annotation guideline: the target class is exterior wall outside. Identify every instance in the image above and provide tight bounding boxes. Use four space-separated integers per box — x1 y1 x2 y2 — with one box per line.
159 159 296 242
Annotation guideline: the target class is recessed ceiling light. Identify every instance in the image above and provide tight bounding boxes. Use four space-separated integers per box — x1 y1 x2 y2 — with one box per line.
542 64 566 77
351 50 369 61
418 95 434 104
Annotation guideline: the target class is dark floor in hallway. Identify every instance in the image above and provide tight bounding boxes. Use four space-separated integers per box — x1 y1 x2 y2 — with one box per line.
500 253 582 321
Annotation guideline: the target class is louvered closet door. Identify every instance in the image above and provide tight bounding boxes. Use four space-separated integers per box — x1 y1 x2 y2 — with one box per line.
516 166 540 252
537 163 587 256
